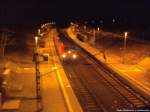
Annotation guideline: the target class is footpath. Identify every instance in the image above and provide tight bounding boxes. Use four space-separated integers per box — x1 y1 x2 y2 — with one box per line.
67 27 150 98
39 29 82 112
1 51 37 112
0 29 83 112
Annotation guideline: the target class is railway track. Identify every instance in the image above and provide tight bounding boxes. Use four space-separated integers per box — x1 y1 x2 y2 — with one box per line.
62 51 150 111
63 61 105 112
80 50 150 110
57 32 150 111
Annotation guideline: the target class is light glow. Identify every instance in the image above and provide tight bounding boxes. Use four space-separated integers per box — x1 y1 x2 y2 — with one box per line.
72 54 77 59
62 54 66 58
124 32 128 39
68 50 71 54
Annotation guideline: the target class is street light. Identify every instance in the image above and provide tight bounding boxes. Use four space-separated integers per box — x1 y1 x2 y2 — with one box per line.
123 32 128 63
35 36 38 45
90 28 96 45
124 32 128 51
70 22 73 25
38 29 41 36
84 25 86 30
35 36 38 51
112 18 115 23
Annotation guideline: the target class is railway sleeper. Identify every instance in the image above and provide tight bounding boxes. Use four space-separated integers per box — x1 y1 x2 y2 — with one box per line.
108 80 119 84
126 95 149 104
87 104 98 108
130 101 145 106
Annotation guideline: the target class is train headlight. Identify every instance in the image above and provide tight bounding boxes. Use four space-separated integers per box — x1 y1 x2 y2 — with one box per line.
72 54 77 59
68 50 71 54
62 54 66 58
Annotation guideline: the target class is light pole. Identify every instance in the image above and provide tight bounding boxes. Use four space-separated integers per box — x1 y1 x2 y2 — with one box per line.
0 32 8 57
84 25 87 30
97 27 100 31
35 36 39 53
35 36 38 48
123 32 128 64
91 28 96 45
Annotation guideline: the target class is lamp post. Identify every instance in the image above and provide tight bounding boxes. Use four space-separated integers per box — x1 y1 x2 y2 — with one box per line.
35 36 38 48
97 27 100 31
90 28 96 45
35 36 39 53
123 32 128 64
84 25 86 30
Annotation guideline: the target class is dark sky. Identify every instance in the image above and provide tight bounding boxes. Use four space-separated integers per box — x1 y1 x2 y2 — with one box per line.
0 0 150 29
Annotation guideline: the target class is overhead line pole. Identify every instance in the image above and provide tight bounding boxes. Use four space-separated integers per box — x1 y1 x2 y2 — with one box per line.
34 36 42 112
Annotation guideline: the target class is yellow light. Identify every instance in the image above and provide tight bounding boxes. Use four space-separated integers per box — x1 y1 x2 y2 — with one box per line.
68 50 71 54
72 54 77 59
124 32 128 38
84 25 86 29
62 54 66 58
35 36 38 45
38 29 40 35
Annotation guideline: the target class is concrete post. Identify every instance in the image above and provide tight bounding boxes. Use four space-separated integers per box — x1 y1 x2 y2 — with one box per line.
0 92 2 109
89 29 96 45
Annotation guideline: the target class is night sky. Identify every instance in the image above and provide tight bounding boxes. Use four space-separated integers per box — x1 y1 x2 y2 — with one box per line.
0 0 150 30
